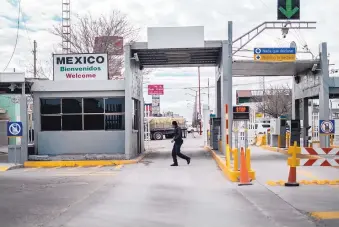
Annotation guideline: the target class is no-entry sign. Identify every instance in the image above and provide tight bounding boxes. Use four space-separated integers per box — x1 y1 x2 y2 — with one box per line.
148 84 164 95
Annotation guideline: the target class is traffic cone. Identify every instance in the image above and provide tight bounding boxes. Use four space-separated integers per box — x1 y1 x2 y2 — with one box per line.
238 147 252 186
284 167 299 187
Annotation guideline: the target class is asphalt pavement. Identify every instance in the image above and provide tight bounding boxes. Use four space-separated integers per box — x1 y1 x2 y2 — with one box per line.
0 136 337 226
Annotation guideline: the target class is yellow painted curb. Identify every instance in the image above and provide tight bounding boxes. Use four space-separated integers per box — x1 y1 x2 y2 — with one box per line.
204 146 256 182
24 153 146 168
310 211 339 220
0 166 10 171
266 180 339 186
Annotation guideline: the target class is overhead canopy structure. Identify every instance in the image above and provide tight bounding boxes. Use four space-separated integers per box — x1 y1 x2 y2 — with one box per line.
131 41 222 68
232 60 320 76
131 41 319 77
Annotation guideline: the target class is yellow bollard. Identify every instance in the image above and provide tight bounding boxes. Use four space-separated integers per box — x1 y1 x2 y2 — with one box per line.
233 148 238 171
226 145 231 169
278 135 281 148
245 148 251 171
286 133 290 148
262 134 267 145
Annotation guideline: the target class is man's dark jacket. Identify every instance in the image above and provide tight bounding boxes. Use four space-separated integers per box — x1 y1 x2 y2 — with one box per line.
173 126 183 144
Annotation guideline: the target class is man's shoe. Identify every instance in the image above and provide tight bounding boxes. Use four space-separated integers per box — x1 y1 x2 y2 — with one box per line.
187 158 191 165
171 163 178 166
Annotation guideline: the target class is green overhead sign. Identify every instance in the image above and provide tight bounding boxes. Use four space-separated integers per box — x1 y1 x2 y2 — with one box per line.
278 0 300 20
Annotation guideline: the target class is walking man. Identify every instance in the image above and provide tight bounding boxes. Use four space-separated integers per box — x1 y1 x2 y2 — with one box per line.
171 121 191 166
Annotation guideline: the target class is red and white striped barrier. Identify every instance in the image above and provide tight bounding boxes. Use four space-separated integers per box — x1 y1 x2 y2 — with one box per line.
301 148 339 155
299 147 339 167
300 159 339 167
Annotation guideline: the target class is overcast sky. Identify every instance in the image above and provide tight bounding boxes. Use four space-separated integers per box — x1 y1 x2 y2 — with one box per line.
1 0 339 121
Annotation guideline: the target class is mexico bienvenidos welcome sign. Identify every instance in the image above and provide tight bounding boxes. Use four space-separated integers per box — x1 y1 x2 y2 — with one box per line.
53 53 108 81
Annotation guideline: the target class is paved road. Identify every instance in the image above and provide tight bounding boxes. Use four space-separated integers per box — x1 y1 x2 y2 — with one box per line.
0 137 331 227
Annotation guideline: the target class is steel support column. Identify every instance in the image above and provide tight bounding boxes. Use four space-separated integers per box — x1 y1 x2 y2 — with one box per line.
302 98 309 147
319 42 330 147
221 21 233 155
20 83 28 163
124 45 133 158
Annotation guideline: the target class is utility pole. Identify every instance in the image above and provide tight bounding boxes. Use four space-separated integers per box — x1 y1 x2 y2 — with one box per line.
33 40 37 78
208 78 210 110
198 67 202 135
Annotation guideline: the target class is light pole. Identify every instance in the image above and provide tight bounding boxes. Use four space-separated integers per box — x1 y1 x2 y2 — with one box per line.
198 67 202 135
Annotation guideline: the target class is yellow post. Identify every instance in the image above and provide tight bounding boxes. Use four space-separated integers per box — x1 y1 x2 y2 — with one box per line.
233 148 238 171
278 135 281 148
263 134 267 145
292 141 297 166
226 145 231 169
245 148 251 171
330 135 334 146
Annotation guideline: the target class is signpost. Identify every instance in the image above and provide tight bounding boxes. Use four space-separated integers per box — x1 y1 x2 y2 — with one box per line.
277 0 300 20
319 120 335 135
254 48 296 62
148 84 164 95
7 122 23 165
233 106 250 159
233 106 250 120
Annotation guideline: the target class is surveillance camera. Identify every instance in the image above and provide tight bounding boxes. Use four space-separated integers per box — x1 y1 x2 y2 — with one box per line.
139 65 144 70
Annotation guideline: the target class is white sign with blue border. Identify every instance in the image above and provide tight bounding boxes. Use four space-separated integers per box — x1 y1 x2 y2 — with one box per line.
7 122 23 137
319 120 335 135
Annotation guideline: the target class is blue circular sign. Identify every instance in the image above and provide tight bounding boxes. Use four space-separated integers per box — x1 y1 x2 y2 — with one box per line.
9 123 21 136
254 48 261 54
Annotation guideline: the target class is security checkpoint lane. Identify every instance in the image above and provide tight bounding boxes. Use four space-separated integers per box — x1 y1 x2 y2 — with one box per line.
26 137 318 227
0 137 328 227
250 146 339 225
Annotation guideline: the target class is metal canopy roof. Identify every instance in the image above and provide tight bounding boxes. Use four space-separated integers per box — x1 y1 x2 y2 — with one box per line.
131 41 319 76
131 41 222 68
232 60 320 76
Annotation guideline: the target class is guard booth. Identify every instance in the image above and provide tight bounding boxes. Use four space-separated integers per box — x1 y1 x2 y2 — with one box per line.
30 52 144 159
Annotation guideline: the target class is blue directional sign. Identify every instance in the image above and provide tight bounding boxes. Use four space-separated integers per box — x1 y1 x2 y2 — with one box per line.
319 120 335 135
254 48 296 62
7 122 23 137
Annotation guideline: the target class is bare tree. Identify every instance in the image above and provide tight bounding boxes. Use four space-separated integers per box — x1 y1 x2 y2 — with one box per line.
253 84 292 118
51 10 151 79
25 57 53 79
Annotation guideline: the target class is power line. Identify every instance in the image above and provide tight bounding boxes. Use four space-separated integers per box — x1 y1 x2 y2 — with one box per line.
143 78 291 90
20 6 32 48
3 0 21 72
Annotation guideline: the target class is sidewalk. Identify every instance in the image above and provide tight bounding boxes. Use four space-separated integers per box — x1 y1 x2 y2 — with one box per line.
0 146 8 154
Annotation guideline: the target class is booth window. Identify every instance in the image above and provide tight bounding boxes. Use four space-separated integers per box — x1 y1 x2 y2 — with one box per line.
40 99 61 131
40 97 124 131
61 98 82 130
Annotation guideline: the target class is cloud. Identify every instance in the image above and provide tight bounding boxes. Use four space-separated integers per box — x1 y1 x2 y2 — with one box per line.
0 0 338 121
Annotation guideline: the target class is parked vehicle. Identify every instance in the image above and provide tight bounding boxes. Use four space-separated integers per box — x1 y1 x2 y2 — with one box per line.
149 117 188 140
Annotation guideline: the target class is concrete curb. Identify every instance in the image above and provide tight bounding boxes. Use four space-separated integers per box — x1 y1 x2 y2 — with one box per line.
204 146 256 182
24 152 147 168
0 164 23 171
